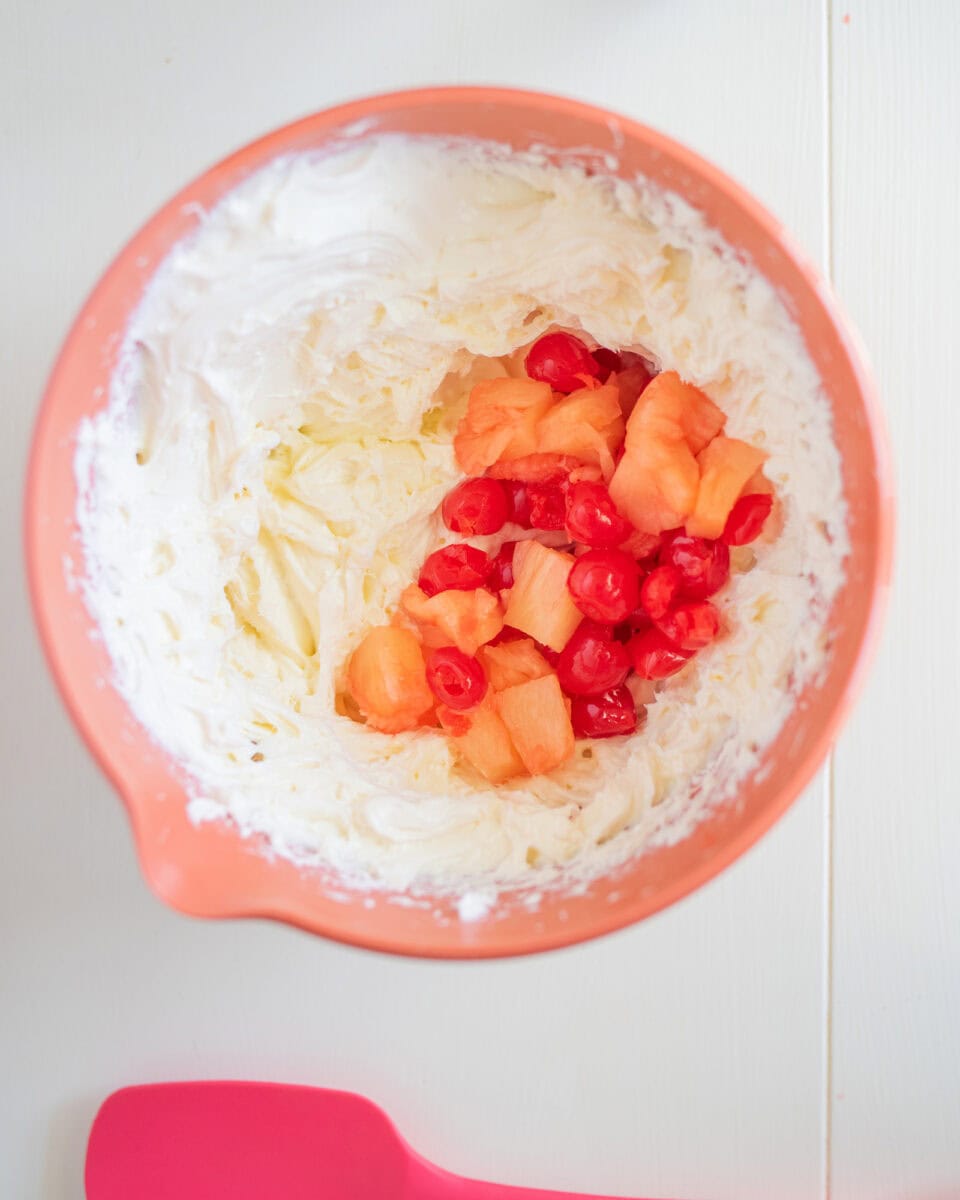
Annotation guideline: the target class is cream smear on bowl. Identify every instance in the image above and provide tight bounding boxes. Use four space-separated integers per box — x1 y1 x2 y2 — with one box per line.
74 134 847 900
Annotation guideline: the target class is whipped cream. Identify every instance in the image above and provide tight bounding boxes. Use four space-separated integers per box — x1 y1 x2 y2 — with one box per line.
75 134 847 898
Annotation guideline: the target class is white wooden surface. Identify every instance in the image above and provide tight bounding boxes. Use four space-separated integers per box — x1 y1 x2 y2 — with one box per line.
829 4 960 1196
0 1 954 1197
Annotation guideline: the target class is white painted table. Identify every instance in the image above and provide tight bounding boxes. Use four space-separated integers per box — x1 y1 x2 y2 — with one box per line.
2 2 957 1196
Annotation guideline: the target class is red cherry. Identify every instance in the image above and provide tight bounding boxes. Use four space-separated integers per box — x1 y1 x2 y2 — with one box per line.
640 564 683 620
565 481 632 547
556 621 629 696
525 332 601 392
589 347 656 387
503 480 532 527
426 647 488 710
527 483 567 531
722 493 774 545
613 357 656 419
570 686 639 738
488 540 519 592
656 601 721 650
441 477 509 536
591 346 622 381
615 604 652 642
628 627 694 679
567 548 640 623
660 535 730 600
621 350 653 369
418 545 489 596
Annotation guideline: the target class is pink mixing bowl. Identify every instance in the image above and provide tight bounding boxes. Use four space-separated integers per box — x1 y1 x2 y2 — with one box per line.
24 87 893 957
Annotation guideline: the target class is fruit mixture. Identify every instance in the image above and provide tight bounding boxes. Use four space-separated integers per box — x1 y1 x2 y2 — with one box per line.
346 331 779 784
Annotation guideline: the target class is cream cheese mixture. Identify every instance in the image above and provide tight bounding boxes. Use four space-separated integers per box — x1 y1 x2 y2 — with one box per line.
75 135 847 896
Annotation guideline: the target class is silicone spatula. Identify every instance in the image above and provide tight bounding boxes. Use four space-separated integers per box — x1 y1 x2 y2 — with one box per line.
85 1081 660 1199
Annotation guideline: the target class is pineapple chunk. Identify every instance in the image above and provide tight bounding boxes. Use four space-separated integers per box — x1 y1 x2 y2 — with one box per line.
346 626 434 734
454 377 554 475
609 439 698 533
495 674 575 775
741 467 775 496
618 528 664 560
503 541 582 652
536 383 625 477
609 370 724 533
487 452 583 483
479 637 554 691
625 370 726 455
438 699 526 784
687 436 768 539
400 585 503 656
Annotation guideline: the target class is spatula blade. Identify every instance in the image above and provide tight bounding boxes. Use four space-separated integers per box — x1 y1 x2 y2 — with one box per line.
85 1081 411 1200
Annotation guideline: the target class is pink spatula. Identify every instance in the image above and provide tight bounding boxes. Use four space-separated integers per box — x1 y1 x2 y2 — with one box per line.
85 1081 659 1199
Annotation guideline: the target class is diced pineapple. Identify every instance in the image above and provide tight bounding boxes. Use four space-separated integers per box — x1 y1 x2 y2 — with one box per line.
479 637 554 691
687 436 768 539
346 626 434 734
567 463 605 484
454 377 554 476
536 383 625 477
400 584 436 625
503 541 583 652
418 620 457 651
394 589 456 650
438 699 526 784
494 674 575 775
609 370 723 533
741 467 775 497
400 584 504 656
487 452 583 483
608 438 698 533
625 371 726 455
680 389 726 455
618 528 664 561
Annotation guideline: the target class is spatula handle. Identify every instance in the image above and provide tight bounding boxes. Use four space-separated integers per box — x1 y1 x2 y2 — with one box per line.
407 1151 662 1199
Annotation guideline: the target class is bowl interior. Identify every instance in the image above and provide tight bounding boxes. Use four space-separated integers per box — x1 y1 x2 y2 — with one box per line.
25 88 892 957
